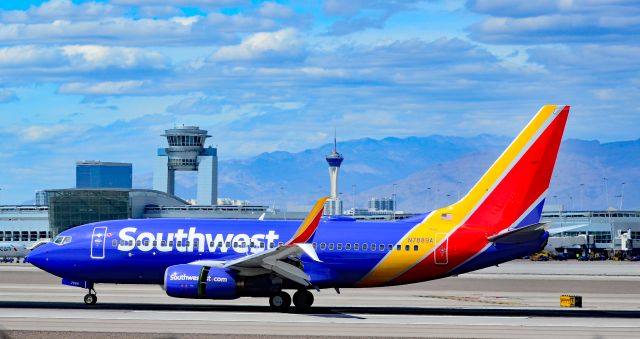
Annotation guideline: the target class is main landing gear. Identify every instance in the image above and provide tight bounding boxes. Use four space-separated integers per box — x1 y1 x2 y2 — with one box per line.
84 288 97 305
268 289 314 312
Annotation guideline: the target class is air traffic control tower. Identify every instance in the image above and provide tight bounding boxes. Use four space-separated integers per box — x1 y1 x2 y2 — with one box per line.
153 126 218 205
324 136 344 215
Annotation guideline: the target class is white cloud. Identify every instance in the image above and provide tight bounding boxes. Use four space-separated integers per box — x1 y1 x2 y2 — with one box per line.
59 80 145 95
0 0 121 24
0 45 63 67
20 124 80 142
111 0 245 6
0 89 18 104
467 0 640 44
61 45 169 71
258 2 295 19
209 28 305 62
0 14 277 47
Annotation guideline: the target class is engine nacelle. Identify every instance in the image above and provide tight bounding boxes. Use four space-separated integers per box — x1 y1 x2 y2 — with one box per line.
164 264 237 300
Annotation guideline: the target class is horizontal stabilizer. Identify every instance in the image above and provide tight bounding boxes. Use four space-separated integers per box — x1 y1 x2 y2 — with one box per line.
487 223 548 244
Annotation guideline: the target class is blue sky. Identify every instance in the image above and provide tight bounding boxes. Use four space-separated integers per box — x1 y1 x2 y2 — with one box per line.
1 0 639 203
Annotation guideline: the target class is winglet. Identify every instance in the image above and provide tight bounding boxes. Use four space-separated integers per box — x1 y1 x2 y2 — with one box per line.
286 196 329 245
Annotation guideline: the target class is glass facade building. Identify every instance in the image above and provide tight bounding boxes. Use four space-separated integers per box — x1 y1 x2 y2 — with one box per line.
76 161 132 189
368 197 395 212
47 189 130 236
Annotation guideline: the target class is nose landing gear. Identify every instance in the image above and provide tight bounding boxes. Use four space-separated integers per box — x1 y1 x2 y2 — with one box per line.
83 288 97 305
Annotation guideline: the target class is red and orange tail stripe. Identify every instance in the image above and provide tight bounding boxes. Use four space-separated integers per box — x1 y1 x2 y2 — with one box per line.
286 196 329 245
357 105 570 286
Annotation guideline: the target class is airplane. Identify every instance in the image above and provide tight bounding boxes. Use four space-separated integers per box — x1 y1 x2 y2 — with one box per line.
28 105 570 311
0 243 29 263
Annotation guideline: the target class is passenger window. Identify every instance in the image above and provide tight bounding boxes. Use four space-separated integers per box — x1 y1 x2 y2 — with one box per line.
269 242 275 248
112 239 117 246
143 240 149 246
241 242 246 248
371 243 376 251
161 241 167 246
312 242 317 249
388 244 393 251
329 243 335 250
152 241 157 246
186 241 190 247
320 243 326 250
249 242 255 248
379 244 385 251
362 243 368 250
346 243 351 250
129 240 134 246
337 243 343 250
260 242 265 248
136 240 141 246
168 241 173 247
396 244 401 251
226 242 231 248
177 241 182 247
414 245 419 251
120 240 126 246
233 242 238 248
405 245 410 251
217 241 223 247
354 243 360 250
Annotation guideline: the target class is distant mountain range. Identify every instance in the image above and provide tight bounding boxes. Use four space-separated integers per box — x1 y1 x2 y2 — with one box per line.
144 135 640 212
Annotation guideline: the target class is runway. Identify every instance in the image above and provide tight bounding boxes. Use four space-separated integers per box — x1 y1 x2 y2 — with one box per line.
1 261 639 338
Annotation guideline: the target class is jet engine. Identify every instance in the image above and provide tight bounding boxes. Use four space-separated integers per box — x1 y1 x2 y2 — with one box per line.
164 264 237 299
163 264 283 300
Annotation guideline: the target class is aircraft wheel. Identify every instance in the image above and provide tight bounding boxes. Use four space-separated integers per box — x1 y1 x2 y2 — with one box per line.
269 291 291 311
84 293 97 305
293 289 314 311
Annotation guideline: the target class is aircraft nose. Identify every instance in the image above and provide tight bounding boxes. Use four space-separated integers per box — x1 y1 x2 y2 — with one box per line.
27 244 50 270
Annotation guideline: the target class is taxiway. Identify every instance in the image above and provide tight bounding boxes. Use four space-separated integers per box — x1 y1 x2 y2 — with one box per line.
0 261 639 338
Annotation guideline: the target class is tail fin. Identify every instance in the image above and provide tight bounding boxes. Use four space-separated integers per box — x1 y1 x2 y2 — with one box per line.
441 104 569 233
357 105 569 286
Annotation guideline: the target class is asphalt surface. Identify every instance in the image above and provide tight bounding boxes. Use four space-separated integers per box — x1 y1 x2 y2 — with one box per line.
0 261 639 338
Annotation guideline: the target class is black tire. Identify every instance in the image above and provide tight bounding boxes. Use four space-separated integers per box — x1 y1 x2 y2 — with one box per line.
293 289 314 311
84 293 97 305
269 291 291 311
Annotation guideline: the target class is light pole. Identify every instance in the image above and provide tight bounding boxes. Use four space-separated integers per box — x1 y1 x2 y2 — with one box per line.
603 177 613 253
618 182 626 210
352 184 356 212
579 183 585 210
280 186 286 220
568 195 573 211
392 184 397 220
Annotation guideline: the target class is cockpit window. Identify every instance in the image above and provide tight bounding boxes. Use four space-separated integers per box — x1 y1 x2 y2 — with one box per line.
53 236 72 245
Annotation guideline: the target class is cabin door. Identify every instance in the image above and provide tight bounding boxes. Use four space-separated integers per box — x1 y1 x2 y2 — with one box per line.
434 232 448 265
90 226 108 259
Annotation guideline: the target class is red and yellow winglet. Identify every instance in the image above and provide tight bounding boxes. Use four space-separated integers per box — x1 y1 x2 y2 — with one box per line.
286 196 329 245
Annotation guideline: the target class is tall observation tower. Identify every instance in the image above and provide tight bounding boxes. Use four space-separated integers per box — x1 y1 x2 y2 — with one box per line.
324 135 344 215
153 126 218 205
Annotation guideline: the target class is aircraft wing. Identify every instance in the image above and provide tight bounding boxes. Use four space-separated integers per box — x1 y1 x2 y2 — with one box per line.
190 196 328 287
